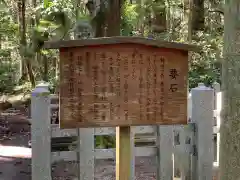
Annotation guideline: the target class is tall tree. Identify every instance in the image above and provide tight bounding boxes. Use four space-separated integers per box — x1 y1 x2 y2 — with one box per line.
192 0 204 31
86 0 108 37
17 0 27 80
17 0 36 86
106 0 123 36
152 0 167 33
220 1 240 180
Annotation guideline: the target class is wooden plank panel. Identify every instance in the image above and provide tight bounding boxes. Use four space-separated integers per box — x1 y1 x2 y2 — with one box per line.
59 43 188 128
50 94 59 99
50 104 59 109
51 146 157 162
51 125 77 137
94 126 155 135
51 125 156 137
95 146 157 159
51 151 77 162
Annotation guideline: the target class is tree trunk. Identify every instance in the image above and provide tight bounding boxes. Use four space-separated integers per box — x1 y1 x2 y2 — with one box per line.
220 1 240 180
42 54 48 82
106 0 123 36
191 0 204 31
18 0 36 86
18 0 27 81
0 34 2 49
94 0 107 37
152 0 167 33
26 58 35 86
31 0 37 25
165 0 172 40
86 0 107 37
182 0 192 41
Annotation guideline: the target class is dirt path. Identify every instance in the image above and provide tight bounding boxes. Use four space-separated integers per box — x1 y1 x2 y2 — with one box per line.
0 107 31 180
0 133 31 180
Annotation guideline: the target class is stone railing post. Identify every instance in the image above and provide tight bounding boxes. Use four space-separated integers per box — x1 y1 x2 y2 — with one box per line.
191 83 214 180
31 83 51 180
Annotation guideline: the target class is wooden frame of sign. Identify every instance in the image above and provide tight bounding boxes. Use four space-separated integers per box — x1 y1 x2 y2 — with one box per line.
44 36 198 129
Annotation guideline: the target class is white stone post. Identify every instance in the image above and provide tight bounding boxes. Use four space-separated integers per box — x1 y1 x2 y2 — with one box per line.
78 128 95 180
213 82 221 167
157 125 173 180
212 82 221 180
31 83 52 180
191 83 214 180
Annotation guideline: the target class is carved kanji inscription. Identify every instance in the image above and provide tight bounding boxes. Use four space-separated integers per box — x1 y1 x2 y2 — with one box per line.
59 44 188 128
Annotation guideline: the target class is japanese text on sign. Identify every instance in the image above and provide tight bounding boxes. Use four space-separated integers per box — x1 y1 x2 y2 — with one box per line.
169 68 179 92
59 44 188 128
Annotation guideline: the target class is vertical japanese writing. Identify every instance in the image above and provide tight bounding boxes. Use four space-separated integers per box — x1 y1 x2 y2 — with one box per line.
109 56 114 120
153 55 157 121
85 51 90 76
139 54 144 121
100 52 107 121
115 53 121 119
123 56 129 121
101 53 107 102
69 51 74 95
146 56 151 121
116 53 121 97
77 54 83 122
131 50 137 121
131 50 137 80
169 68 179 92
68 51 74 120
159 57 165 120
109 57 114 93
93 52 99 121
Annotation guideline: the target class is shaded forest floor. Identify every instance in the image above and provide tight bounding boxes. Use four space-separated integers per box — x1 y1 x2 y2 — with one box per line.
0 100 31 180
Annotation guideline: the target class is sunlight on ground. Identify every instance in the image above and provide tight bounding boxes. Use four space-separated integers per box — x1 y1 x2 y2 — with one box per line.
0 145 31 159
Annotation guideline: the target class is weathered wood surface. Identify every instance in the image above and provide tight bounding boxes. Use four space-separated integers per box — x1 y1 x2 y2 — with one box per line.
43 36 199 52
59 44 188 128
115 127 133 180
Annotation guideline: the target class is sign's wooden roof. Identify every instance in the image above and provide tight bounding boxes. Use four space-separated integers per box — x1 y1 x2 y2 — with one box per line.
44 36 200 52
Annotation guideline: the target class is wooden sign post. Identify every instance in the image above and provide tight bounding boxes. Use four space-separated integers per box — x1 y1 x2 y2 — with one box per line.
44 36 198 180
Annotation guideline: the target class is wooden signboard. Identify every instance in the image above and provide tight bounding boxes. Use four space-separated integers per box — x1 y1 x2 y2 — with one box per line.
44 37 197 129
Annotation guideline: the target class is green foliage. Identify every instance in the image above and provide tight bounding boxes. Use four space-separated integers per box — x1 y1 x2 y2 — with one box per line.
121 1 139 35
0 9 19 93
95 135 115 148
121 0 223 89
189 32 222 88
0 52 18 93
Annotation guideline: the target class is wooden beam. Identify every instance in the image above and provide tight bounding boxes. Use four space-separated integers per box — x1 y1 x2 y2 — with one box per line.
116 126 131 180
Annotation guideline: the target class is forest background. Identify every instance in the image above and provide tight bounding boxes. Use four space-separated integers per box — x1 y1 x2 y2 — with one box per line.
0 0 223 93
0 0 223 148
